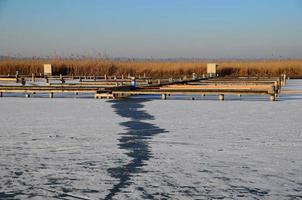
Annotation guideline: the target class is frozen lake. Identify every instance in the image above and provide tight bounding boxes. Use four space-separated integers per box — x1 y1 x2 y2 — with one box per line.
1 80 302 199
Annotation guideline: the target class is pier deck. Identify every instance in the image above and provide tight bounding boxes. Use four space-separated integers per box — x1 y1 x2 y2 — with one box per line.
0 76 286 101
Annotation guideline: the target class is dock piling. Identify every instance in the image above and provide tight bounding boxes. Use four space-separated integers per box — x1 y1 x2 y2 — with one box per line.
219 94 225 101
161 94 167 100
32 73 36 82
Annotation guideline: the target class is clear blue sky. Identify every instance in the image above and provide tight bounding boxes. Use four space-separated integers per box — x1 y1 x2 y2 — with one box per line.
0 0 301 58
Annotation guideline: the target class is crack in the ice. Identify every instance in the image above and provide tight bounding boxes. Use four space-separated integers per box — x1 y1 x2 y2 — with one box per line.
105 99 168 200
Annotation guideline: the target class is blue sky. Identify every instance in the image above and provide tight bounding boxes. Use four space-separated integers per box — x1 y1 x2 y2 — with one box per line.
0 0 301 58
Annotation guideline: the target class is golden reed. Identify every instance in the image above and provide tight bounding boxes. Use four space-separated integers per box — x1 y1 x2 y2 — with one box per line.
0 59 301 78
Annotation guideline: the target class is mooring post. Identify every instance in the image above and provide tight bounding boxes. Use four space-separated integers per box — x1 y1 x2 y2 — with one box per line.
49 92 53 98
15 71 19 83
269 94 276 101
283 74 287 86
60 74 65 84
192 73 197 80
219 94 224 101
32 73 35 82
21 78 26 86
161 93 167 100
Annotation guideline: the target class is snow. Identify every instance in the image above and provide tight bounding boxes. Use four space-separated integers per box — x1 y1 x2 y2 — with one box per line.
0 80 302 199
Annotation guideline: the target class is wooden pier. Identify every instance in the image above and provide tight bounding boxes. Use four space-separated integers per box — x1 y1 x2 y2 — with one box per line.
0 75 287 101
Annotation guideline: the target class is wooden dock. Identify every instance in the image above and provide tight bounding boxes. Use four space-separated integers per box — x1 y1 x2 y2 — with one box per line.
0 75 287 101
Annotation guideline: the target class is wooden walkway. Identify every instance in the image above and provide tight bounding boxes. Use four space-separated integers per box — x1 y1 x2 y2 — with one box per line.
0 75 286 101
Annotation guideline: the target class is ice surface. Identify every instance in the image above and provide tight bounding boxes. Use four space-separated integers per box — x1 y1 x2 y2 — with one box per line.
0 80 302 199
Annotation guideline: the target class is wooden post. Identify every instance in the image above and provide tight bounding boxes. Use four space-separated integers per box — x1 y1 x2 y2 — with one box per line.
269 94 276 101
121 74 124 80
21 78 26 86
0 92 2 97
104 74 107 80
49 92 53 98
158 80 161 85
219 94 224 101
32 73 35 82
161 94 167 100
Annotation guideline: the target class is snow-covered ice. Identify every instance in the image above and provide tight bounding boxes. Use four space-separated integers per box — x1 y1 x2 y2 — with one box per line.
0 80 302 199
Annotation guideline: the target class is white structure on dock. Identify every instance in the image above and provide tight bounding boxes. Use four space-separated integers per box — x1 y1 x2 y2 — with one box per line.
44 64 52 76
207 63 218 77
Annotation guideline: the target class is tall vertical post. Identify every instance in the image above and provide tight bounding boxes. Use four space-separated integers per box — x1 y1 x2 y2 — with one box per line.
49 92 53 98
32 73 35 82
0 92 3 97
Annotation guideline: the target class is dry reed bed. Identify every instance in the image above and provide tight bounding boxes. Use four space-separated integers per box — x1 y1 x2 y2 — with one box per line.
0 59 301 78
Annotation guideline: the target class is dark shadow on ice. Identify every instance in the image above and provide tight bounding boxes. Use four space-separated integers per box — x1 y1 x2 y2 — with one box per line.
105 99 168 200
